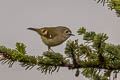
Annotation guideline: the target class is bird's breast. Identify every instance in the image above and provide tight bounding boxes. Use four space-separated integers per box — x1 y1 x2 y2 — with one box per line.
41 35 67 47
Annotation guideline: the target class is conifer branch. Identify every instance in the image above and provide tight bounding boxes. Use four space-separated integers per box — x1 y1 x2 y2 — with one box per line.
0 27 120 80
96 0 120 17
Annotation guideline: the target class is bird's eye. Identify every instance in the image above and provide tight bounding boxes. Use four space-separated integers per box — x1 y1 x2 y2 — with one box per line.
65 30 69 33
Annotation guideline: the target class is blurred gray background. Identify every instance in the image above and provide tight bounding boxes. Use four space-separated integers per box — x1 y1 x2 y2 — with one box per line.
0 0 120 80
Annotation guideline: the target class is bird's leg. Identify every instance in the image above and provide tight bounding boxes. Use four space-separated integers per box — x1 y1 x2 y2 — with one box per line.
48 46 55 53
48 46 50 51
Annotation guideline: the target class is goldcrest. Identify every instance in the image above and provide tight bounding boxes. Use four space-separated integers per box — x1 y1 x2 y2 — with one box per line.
27 26 74 51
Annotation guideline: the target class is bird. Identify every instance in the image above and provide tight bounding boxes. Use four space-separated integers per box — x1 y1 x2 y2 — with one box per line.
27 26 74 52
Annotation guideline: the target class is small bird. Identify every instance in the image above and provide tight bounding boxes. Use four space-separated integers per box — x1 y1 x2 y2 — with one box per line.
27 26 74 51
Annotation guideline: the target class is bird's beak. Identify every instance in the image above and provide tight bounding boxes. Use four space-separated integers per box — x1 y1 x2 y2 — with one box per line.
70 34 75 36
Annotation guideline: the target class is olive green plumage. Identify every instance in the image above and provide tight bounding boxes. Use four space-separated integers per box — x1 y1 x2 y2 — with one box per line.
28 26 74 51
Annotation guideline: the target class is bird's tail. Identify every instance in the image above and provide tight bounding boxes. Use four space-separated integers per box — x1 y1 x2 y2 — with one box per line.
27 28 38 31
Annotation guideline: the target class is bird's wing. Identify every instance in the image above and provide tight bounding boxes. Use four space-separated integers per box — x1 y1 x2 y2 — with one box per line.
42 27 58 39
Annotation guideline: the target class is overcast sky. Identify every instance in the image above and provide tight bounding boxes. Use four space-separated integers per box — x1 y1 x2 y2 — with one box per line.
0 0 120 80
